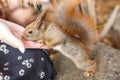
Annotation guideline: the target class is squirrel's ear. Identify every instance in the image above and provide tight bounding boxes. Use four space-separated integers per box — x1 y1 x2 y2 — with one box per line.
35 9 48 29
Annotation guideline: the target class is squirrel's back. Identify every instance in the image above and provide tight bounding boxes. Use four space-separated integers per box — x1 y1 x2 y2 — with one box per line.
53 0 99 44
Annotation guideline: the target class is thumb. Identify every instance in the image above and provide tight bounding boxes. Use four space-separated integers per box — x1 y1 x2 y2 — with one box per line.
0 22 25 53
3 35 25 53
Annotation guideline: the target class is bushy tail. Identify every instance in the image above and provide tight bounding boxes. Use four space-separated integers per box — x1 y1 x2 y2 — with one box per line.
54 0 99 44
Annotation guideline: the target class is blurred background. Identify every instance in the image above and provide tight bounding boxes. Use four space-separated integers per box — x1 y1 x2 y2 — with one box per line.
0 0 120 79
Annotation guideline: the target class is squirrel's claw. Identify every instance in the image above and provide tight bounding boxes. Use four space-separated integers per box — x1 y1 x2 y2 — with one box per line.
84 71 94 77
38 40 44 45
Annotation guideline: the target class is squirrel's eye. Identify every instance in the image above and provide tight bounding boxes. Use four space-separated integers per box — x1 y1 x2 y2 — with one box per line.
28 30 33 34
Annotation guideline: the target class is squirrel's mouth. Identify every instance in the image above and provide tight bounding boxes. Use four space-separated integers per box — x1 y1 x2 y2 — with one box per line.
23 38 38 42
22 36 36 42
22 36 44 44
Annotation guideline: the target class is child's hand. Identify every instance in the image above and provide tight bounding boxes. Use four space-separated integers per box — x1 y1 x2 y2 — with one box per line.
0 19 48 53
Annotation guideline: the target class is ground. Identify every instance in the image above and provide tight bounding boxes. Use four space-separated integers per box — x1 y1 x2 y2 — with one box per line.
53 43 120 80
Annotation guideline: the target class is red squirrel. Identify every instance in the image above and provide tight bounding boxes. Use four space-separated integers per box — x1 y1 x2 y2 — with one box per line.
23 10 98 77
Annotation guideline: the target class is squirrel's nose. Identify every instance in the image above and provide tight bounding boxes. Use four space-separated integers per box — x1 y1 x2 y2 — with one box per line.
22 32 29 40
22 35 28 40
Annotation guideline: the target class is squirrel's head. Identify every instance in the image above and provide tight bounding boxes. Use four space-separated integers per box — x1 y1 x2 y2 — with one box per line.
22 9 48 41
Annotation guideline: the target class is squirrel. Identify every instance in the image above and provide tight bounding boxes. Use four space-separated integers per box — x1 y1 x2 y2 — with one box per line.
22 9 97 77
30 0 99 45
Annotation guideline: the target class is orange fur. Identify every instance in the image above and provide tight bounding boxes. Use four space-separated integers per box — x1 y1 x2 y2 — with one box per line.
49 0 99 45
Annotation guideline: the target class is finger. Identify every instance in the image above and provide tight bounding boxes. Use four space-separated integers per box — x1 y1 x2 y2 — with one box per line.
0 22 25 53
3 34 25 53
7 0 20 10
22 39 49 49
40 46 49 49
23 40 42 48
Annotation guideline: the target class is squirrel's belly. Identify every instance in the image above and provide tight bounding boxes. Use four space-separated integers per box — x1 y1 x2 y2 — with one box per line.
53 44 74 58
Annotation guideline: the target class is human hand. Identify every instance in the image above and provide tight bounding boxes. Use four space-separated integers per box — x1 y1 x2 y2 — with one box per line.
0 19 48 53
6 0 35 26
9 7 35 26
1 0 50 26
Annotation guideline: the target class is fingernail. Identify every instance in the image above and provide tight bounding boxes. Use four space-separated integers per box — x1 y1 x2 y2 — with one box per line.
18 46 25 53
